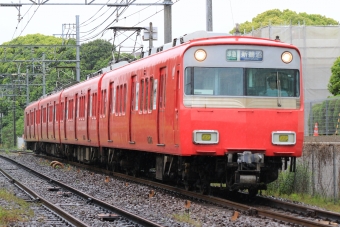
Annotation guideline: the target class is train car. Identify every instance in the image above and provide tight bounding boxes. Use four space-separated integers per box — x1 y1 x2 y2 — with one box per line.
24 100 40 145
59 75 103 163
24 31 303 195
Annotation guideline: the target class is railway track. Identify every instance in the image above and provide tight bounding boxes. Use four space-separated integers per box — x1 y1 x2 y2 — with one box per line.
0 153 164 227
2 151 339 226
0 168 76 226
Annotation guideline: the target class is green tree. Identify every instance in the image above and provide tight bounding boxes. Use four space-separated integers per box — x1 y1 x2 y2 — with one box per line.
328 57 340 96
80 39 112 80
0 34 124 147
230 9 339 34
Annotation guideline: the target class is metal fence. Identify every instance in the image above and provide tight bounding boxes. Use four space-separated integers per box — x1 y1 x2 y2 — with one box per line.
305 97 340 136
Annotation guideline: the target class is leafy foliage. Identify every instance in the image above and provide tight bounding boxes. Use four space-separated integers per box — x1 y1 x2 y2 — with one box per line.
80 39 112 80
267 163 311 195
0 34 115 148
230 9 339 34
328 57 340 96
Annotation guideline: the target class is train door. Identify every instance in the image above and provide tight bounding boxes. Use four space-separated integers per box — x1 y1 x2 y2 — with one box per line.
158 67 166 145
75 93 78 140
108 82 114 142
87 90 91 141
173 67 180 145
129 75 137 144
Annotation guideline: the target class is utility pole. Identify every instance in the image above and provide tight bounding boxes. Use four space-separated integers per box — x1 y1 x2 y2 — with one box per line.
206 0 213 31
26 67 29 105
164 0 172 43
42 53 46 95
76 15 80 82
13 64 21 147
149 22 153 49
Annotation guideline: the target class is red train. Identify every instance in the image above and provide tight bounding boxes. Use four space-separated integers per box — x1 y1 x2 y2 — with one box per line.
24 32 304 195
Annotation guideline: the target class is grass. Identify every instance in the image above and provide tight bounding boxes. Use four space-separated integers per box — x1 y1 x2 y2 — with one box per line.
262 191 340 213
173 211 202 227
0 189 34 226
262 162 340 213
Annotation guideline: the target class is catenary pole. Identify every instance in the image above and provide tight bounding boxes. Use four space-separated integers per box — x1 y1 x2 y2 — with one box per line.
206 0 213 31
76 15 80 82
163 0 172 43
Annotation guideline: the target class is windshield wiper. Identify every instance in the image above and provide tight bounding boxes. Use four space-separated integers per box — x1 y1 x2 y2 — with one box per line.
276 72 282 107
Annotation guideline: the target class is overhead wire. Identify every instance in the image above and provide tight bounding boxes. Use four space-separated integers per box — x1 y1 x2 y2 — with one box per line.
80 0 111 26
79 0 180 43
80 0 112 27
11 4 34 39
18 5 41 38
80 1 133 42
117 0 180 45
79 8 123 42
79 0 160 42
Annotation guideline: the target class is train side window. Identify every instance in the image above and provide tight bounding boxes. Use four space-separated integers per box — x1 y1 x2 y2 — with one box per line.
149 77 154 112
82 96 86 119
103 90 107 116
55 103 58 121
89 95 92 117
65 99 68 121
68 99 73 120
119 85 123 114
115 86 120 115
79 97 82 118
92 93 97 118
49 105 53 122
60 102 64 121
100 90 103 116
35 109 39 124
136 82 139 111
110 83 115 114
144 78 149 113
123 84 127 115
140 79 144 114
78 97 81 118
152 79 158 110
43 107 47 123
82 97 84 118
30 112 32 126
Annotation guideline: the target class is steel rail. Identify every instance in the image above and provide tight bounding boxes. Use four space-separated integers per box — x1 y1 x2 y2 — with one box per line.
35 154 335 227
0 165 88 227
0 154 164 227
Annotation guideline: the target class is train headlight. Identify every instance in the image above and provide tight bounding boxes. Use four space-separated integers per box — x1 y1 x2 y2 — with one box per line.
281 51 293 64
272 131 296 145
193 130 219 144
194 49 207 61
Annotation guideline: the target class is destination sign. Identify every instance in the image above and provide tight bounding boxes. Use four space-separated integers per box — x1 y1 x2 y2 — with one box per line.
226 49 263 61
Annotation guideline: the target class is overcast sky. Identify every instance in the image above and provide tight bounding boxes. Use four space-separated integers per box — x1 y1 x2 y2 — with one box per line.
0 0 339 47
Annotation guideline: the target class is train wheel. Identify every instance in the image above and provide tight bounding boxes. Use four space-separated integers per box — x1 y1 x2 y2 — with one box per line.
184 180 194 191
248 188 258 197
198 183 209 195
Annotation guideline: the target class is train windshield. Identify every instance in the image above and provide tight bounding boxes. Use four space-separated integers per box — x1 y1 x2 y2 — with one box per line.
184 67 300 97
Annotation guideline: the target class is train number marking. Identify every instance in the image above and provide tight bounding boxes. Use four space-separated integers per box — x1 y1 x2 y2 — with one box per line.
147 136 153 144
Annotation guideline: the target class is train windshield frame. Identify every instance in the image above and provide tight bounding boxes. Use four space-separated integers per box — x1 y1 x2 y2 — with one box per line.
184 67 300 97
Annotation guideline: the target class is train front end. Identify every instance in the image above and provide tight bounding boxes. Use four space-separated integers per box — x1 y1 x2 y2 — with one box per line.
180 36 303 194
